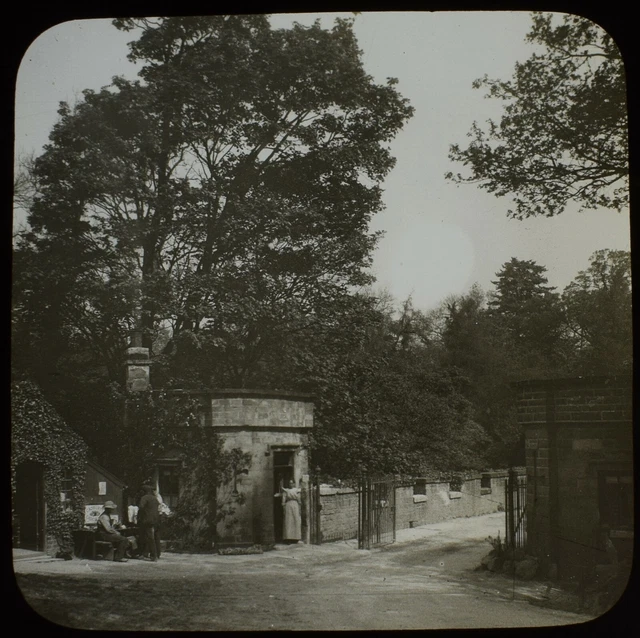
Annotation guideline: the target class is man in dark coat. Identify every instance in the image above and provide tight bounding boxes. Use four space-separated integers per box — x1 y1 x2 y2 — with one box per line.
138 484 160 561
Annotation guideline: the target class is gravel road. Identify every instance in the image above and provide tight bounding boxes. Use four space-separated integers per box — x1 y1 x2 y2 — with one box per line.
14 512 593 631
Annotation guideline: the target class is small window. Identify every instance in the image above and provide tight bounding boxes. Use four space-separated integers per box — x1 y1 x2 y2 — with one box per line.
60 468 74 511
481 474 491 489
158 466 180 510
414 479 427 496
273 451 294 467
599 472 633 529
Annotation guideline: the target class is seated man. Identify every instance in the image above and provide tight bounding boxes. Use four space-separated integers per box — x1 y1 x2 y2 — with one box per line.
96 501 129 562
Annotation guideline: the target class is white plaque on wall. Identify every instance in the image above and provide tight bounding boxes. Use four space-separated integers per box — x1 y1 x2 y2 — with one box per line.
84 504 103 525
98 481 107 495
85 504 118 525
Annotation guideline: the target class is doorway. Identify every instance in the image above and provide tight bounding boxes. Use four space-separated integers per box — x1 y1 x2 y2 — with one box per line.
14 461 45 550
273 450 294 542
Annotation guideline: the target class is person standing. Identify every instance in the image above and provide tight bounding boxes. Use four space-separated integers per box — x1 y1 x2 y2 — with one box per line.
95 501 129 562
138 484 159 561
154 489 171 558
281 479 302 544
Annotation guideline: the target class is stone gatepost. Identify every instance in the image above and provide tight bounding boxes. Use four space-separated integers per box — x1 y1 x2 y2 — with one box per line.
125 332 151 392
301 474 311 545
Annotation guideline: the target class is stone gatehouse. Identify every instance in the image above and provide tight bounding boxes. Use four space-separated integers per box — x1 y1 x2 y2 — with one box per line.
125 343 314 547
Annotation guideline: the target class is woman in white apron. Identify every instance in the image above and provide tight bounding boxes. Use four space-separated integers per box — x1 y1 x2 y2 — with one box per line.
280 479 301 543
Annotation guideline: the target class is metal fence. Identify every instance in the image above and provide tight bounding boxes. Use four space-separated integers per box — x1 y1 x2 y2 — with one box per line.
505 469 527 550
358 476 396 549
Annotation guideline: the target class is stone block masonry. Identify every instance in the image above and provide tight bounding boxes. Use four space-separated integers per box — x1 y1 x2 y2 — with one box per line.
318 490 360 541
394 473 513 530
514 376 632 425
515 375 633 583
209 392 314 429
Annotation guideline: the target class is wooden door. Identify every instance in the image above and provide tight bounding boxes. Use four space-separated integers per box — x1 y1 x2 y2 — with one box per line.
15 461 45 551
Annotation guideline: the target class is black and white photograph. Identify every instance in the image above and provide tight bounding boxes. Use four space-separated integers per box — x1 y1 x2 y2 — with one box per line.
11 9 632 631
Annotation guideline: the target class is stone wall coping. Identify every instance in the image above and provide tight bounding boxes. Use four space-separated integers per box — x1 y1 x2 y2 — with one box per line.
319 487 357 496
316 470 524 495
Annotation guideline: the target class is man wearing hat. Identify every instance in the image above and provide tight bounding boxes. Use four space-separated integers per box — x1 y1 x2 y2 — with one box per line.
138 483 159 561
96 501 129 562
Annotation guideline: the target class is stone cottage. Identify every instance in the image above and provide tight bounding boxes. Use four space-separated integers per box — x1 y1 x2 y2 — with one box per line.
11 380 88 555
125 342 314 547
513 375 633 583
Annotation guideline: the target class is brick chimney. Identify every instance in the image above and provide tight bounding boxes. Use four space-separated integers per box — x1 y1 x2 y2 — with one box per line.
125 330 151 392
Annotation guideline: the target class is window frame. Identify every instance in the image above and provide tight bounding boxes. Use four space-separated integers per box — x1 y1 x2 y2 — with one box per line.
157 464 180 510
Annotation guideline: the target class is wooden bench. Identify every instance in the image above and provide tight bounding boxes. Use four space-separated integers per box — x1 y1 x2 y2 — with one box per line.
73 530 115 561
94 541 115 561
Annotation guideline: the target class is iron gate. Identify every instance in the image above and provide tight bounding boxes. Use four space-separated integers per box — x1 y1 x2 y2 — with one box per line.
505 469 527 549
358 477 396 549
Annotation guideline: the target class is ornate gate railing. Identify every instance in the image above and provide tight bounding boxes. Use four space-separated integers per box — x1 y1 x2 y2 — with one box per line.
358 476 396 549
505 469 527 550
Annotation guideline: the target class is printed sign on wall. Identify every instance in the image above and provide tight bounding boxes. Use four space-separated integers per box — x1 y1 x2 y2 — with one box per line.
85 504 103 525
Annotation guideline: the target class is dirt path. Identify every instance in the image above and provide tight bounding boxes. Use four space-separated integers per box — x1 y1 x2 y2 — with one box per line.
14 513 591 630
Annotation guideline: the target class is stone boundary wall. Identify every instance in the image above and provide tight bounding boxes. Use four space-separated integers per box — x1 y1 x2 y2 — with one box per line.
318 471 522 543
318 489 359 542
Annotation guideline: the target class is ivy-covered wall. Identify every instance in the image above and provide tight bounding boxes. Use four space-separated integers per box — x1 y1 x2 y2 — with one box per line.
11 380 88 555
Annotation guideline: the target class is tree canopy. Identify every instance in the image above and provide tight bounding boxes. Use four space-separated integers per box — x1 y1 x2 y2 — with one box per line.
446 12 628 219
562 249 632 374
13 15 413 390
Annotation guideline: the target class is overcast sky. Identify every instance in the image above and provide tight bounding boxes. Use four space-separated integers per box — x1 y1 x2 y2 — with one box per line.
13 11 630 312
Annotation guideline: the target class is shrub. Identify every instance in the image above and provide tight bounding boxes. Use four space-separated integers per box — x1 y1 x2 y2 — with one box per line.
486 532 505 556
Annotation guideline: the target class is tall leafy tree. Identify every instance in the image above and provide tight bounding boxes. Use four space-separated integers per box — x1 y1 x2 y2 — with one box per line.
442 284 488 375
13 16 413 394
562 249 632 374
446 12 628 219
439 285 523 467
488 257 566 373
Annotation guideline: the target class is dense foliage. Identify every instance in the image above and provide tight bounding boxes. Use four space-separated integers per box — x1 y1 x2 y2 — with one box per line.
13 15 412 393
11 381 88 553
562 249 632 374
446 12 628 219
